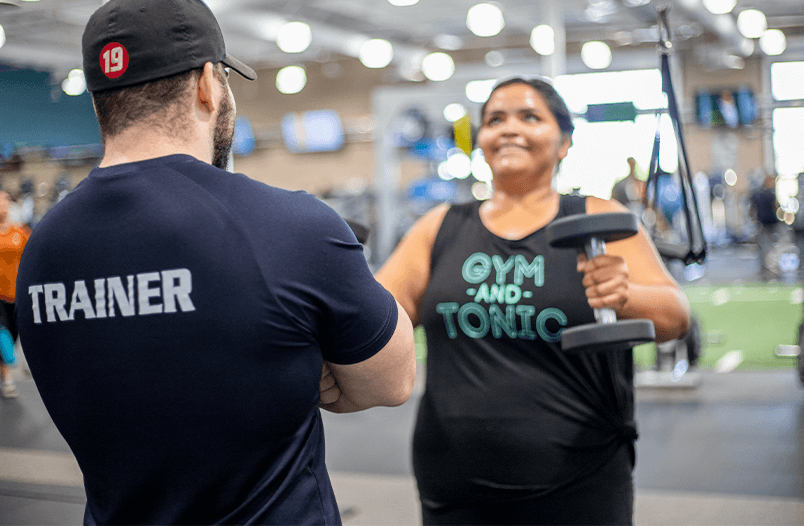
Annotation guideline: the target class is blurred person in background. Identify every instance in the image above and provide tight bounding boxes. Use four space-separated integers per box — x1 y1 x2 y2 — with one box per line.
750 173 780 281
611 157 647 216
0 190 31 399
377 77 690 525
15 0 415 523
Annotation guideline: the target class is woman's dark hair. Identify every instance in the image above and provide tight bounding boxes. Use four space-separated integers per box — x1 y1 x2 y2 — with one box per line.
480 77 575 141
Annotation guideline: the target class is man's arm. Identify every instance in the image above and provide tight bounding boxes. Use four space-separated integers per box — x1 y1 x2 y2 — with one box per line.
320 300 415 413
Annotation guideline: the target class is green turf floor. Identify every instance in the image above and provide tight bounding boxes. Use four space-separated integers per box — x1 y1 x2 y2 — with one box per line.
414 283 803 371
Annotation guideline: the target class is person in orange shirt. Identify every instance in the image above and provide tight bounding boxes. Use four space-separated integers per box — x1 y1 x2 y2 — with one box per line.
0 190 30 398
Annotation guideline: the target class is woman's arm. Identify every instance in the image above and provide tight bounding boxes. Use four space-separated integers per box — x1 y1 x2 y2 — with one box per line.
580 197 691 342
375 204 450 327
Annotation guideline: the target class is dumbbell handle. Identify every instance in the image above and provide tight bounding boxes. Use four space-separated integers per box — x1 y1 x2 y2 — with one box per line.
585 237 618 325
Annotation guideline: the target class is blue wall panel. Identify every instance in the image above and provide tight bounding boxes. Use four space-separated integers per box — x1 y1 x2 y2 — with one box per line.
0 67 100 149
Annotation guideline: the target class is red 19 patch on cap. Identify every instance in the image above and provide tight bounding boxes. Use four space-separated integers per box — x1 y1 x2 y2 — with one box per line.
100 42 129 79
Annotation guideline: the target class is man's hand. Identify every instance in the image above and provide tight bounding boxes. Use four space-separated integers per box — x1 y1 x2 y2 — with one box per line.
319 361 341 407
577 253 630 313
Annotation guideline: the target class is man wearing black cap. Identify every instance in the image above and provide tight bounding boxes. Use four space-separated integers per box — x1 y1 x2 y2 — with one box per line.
15 1 416 524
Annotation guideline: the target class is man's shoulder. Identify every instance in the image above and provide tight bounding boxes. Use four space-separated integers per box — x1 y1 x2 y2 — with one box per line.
163 160 345 241
157 156 324 214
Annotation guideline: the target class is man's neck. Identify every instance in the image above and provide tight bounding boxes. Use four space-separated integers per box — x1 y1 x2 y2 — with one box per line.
99 126 211 168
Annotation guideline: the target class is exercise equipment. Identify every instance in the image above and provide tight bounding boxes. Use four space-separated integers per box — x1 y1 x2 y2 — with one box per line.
546 212 655 352
644 5 707 266
632 3 706 388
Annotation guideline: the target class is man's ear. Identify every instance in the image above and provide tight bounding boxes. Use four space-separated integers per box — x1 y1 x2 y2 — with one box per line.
196 62 218 113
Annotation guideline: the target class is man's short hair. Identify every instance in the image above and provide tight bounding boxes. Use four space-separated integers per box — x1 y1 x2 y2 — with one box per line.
92 64 228 141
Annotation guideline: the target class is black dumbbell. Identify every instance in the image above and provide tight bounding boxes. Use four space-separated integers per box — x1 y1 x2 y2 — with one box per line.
545 212 655 353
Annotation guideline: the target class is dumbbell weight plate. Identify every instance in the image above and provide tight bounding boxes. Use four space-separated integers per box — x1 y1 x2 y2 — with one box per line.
546 212 639 250
560 319 655 353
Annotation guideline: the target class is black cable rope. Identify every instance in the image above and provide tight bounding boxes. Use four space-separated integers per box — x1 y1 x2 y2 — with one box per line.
645 5 708 265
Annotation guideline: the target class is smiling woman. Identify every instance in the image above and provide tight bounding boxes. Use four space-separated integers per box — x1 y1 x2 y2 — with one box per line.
476 81 572 202
375 76 690 525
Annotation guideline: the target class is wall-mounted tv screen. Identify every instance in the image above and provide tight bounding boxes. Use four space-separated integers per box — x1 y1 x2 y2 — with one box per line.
281 110 345 153
696 88 756 128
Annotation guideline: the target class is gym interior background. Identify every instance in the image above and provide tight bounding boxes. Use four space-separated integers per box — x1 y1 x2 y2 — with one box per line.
0 0 803 524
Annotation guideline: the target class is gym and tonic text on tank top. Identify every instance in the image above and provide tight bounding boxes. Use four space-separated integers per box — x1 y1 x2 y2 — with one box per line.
26 269 195 324
436 252 567 342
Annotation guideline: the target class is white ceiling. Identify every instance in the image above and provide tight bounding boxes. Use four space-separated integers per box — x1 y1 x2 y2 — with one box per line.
0 0 802 82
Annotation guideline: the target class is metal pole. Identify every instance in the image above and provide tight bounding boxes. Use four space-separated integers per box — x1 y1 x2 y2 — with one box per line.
541 0 566 79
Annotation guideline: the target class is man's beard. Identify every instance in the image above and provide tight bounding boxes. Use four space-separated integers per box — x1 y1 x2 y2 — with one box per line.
212 90 236 170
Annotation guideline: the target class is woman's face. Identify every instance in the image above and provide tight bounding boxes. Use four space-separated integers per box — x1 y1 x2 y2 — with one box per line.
477 83 570 181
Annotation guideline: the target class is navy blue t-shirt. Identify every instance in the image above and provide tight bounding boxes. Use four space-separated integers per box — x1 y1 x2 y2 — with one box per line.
15 154 398 525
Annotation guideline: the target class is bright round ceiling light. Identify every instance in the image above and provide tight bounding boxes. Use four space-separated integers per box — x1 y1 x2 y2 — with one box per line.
702 0 735 15
446 150 472 179
62 69 86 96
581 41 612 69
530 25 555 56
421 52 455 82
359 39 394 68
387 0 419 5
277 21 312 53
443 103 467 123
737 9 767 39
465 79 496 104
466 3 505 38
0 25 5 50
759 29 786 56
276 65 307 94
470 150 493 184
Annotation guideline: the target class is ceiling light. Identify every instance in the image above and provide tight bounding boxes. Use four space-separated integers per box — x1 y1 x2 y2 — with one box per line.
465 79 495 103
276 21 312 53
585 0 618 23
276 65 307 94
359 39 393 68
759 29 786 56
737 9 767 39
256 17 287 40
484 50 504 67
421 52 455 82
437 161 453 181
0 25 5 50
702 0 735 15
466 3 505 38
434 34 463 51
471 182 493 200
530 25 555 56
470 150 493 184
62 69 86 96
387 0 419 5
443 103 467 123
581 41 612 69
446 149 472 179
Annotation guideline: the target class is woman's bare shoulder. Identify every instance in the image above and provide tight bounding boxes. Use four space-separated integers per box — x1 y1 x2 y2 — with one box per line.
585 195 630 214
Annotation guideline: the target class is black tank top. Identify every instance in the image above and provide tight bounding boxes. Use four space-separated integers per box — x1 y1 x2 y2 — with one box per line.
414 194 636 505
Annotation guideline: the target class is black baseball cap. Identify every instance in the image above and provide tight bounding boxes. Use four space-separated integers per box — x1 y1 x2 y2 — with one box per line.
82 0 257 93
